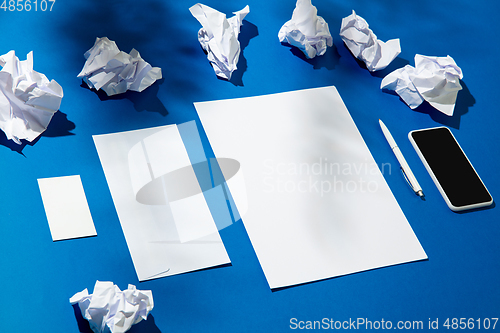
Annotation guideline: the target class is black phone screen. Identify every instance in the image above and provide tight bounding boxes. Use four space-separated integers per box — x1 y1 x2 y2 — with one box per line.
410 127 492 208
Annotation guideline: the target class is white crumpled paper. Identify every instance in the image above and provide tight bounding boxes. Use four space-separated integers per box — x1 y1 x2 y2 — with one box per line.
278 0 333 59
78 37 162 96
381 54 463 116
70 281 154 333
190 4 250 80
0 51 63 144
339 10 400 72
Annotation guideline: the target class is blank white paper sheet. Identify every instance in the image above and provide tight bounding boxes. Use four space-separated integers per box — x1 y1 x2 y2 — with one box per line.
93 124 230 281
38 175 96 242
195 86 428 289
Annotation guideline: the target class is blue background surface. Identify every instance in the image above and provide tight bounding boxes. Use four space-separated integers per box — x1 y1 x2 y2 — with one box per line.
1 0 499 332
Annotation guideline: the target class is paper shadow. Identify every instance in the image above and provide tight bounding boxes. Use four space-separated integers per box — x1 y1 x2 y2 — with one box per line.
72 303 92 333
271 258 429 293
284 42 341 70
129 314 163 333
413 80 474 129
369 56 410 78
80 79 168 116
0 110 75 155
73 304 162 333
42 111 76 138
0 130 31 156
224 20 259 86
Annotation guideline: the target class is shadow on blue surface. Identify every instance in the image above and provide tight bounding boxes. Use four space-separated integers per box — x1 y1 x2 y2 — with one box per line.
72 303 92 333
80 79 168 116
72 303 162 333
413 80 474 129
454 201 495 214
0 111 75 155
380 78 474 129
58 0 170 56
283 42 341 70
271 257 429 293
129 315 162 333
42 111 76 138
369 56 411 78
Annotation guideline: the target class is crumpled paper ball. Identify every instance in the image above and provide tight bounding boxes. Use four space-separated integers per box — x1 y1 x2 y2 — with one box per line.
381 54 463 116
340 10 401 71
70 281 154 333
190 4 250 80
278 0 333 59
0 50 63 144
77 37 162 96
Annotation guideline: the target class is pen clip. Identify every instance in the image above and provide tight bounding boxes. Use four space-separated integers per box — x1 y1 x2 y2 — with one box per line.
400 167 415 192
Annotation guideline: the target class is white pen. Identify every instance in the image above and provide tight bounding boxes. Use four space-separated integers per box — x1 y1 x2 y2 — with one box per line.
379 119 424 197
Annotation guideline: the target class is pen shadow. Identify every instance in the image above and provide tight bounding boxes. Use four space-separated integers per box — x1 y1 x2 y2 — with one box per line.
0 110 75 155
80 79 169 116
72 304 163 333
283 41 341 70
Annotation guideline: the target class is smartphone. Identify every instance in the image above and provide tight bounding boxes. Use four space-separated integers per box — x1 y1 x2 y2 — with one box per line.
408 127 493 211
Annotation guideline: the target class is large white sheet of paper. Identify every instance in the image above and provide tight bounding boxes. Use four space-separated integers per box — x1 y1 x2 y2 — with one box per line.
38 175 96 241
196 86 427 289
93 124 230 281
